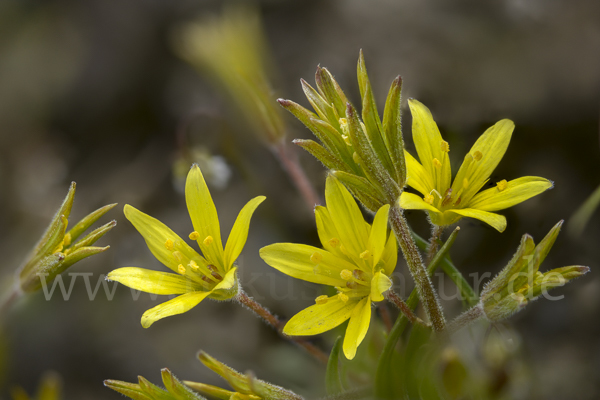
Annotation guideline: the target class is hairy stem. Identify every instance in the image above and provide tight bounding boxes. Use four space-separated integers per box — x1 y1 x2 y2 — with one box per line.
445 303 484 335
273 142 321 211
426 225 444 265
388 203 446 331
386 290 427 326
235 290 328 363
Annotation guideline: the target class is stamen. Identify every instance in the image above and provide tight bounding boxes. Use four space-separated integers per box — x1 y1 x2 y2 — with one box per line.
441 188 453 206
342 135 352 146
432 158 442 169
496 179 508 192
340 269 353 281
424 193 434 205
189 260 199 270
189 231 200 240
172 251 184 262
454 197 462 206
360 250 372 260
441 140 450 153
203 236 214 246
165 239 174 250
338 292 349 303
315 295 329 305
178 264 186 274
472 151 483 161
310 252 323 264
329 237 340 248
463 178 469 189
345 281 358 289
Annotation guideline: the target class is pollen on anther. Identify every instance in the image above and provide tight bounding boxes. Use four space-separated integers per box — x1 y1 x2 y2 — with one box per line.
432 158 442 169
340 269 353 280
338 292 349 303
496 179 508 192
165 239 174 250
329 237 340 248
424 194 434 205
203 236 214 246
360 250 372 259
462 178 469 189
472 151 483 161
315 295 329 305
189 231 200 240
441 140 450 153
310 252 323 264
178 264 186 274
189 260 199 270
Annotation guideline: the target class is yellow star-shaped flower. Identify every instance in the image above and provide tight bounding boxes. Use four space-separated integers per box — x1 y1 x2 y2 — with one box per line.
400 99 553 232
260 176 397 360
108 164 265 328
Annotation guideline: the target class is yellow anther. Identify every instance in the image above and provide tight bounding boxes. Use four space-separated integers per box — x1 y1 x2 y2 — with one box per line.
472 151 483 161
424 194 434 205
496 179 508 192
203 236 214 246
353 152 361 164
189 231 200 240
432 158 442 169
189 260 199 270
310 252 323 264
441 140 450 153
340 269 353 281
172 251 184 262
63 233 72 247
329 237 340 248
360 250 372 259
462 178 469 189
339 118 348 132
315 295 329 305
339 244 347 254
338 292 349 303
165 239 174 250
178 264 186 274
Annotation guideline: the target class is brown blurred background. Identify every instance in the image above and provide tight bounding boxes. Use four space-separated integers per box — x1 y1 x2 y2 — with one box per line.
0 0 599 399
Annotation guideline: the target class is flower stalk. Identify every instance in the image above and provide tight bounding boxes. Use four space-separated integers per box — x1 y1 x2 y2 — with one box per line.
235 290 328 364
385 290 426 326
389 203 446 332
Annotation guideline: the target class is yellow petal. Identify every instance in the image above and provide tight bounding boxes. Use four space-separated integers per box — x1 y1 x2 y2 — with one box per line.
315 206 343 255
408 99 451 193
141 291 211 328
404 150 434 196
448 208 507 232
342 297 372 360
123 204 206 273
283 296 357 336
457 119 514 203
107 267 204 294
368 204 390 267
399 192 441 214
325 176 369 261
379 231 398 276
186 164 225 269
467 176 553 212
260 243 355 287
224 196 266 269
370 271 392 302
208 267 239 301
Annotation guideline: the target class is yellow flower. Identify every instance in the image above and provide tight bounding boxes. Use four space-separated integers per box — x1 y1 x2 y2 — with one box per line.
260 176 397 360
400 99 553 232
12 371 61 400
108 165 265 328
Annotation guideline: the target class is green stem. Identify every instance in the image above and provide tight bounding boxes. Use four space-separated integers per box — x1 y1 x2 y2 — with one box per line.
374 226 461 398
385 290 427 326
445 304 484 335
388 204 446 331
426 225 444 265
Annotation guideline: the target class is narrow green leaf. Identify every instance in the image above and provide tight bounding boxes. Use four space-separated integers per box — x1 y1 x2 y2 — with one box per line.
315 67 348 122
69 220 116 252
66 203 117 244
326 336 344 396
569 183 600 237
301 79 338 126
381 76 406 186
293 139 349 172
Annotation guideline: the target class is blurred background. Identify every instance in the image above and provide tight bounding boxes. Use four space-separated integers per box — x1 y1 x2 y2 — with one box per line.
0 0 599 398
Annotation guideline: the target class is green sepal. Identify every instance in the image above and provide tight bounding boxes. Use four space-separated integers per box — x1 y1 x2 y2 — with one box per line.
161 369 206 400
315 66 348 121
293 139 349 172
104 380 154 400
325 336 344 396
381 75 406 186
183 382 233 400
66 203 117 244
331 171 385 212
301 79 338 126
138 376 173 400
68 220 116 252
